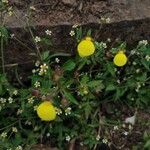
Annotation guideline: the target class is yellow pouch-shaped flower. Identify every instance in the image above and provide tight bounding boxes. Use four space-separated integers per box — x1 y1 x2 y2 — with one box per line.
37 101 56 121
77 37 95 57
113 51 127 67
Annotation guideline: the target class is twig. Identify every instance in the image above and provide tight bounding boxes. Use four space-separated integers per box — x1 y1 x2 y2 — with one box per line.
93 109 101 150
1 37 5 73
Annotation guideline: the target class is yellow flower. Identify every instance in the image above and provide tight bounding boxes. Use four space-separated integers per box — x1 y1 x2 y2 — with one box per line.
37 101 56 121
77 37 95 57
113 51 127 67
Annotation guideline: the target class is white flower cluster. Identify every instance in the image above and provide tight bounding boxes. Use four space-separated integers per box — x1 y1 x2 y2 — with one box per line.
2 0 8 3
34 81 40 88
100 17 111 24
135 82 141 92
96 134 100 141
28 97 34 104
15 145 23 150
38 63 49 75
45 30 52 36
145 55 150 61
0 98 7 104
55 108 62 115
55 58 60 63
17 109 23 115
1 132 7 138
35 36 41 43
69 30 75 36
138 40 148 46
102 138 108 144
12 127 18 133
65 107 71 116
65 135 71 141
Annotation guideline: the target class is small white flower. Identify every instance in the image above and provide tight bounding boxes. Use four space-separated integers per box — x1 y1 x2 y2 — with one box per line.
135 88 139 92
55 58 60 63
128 124 133 130
96 135 100 141
123 131 128 136
1 132 7 138
122 124 126 128
8 97 13 104
17 109 23 115
34 81 40 88
28 97 34 104
15 145 23 150
35 36 41 43
113 126 119 130
131 98 134 101
25 120 32 125
13 90 18 95
45 30 52 36
107 38 111 42
30 6 36 11
32 69 36 73
10 34 15 38
132 62 137 65
34 105 38 111
46 133 50 137
136 69 140 73
65 107 72 116
125 115 136 125
72 24 79 28
2 0 8 3
8 11 13 16
66 135 71 141
34 126 38 131
131 50 136 55
102 138 108 144
139 40 148 46
12 127 18 133
35 60 40 67
0 98 6 104
105 18 111 23
69 30 75 36
55 108 62 115
145 55 150 61
117 80 120 84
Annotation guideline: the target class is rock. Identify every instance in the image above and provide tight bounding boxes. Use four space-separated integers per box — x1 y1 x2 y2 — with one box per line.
62 0 77 6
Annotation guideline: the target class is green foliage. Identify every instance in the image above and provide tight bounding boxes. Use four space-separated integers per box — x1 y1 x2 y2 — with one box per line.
0 25 149 150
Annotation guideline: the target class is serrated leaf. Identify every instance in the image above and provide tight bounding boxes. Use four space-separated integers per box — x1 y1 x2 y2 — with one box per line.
106 84 116 91
41 38 52 46
63 59 76 71
63 91 78 105
107 62 116 77
42 51 50 60
88 80 103 88
141 59 150 71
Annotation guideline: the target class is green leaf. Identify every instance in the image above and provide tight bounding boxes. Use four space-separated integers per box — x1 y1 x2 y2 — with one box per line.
42 51 50 60
144 140 150 149
107 62 116 77
41 38 52 46
63 91 78 105
106 84 116 91
88 80 103 88
63 59 76 71
0 26 9 43
141 59 150 71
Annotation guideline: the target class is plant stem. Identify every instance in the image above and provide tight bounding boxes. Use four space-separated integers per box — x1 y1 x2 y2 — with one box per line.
1 37 5 73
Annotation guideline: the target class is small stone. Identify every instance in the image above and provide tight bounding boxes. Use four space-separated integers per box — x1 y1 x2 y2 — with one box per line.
62 0 76 6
